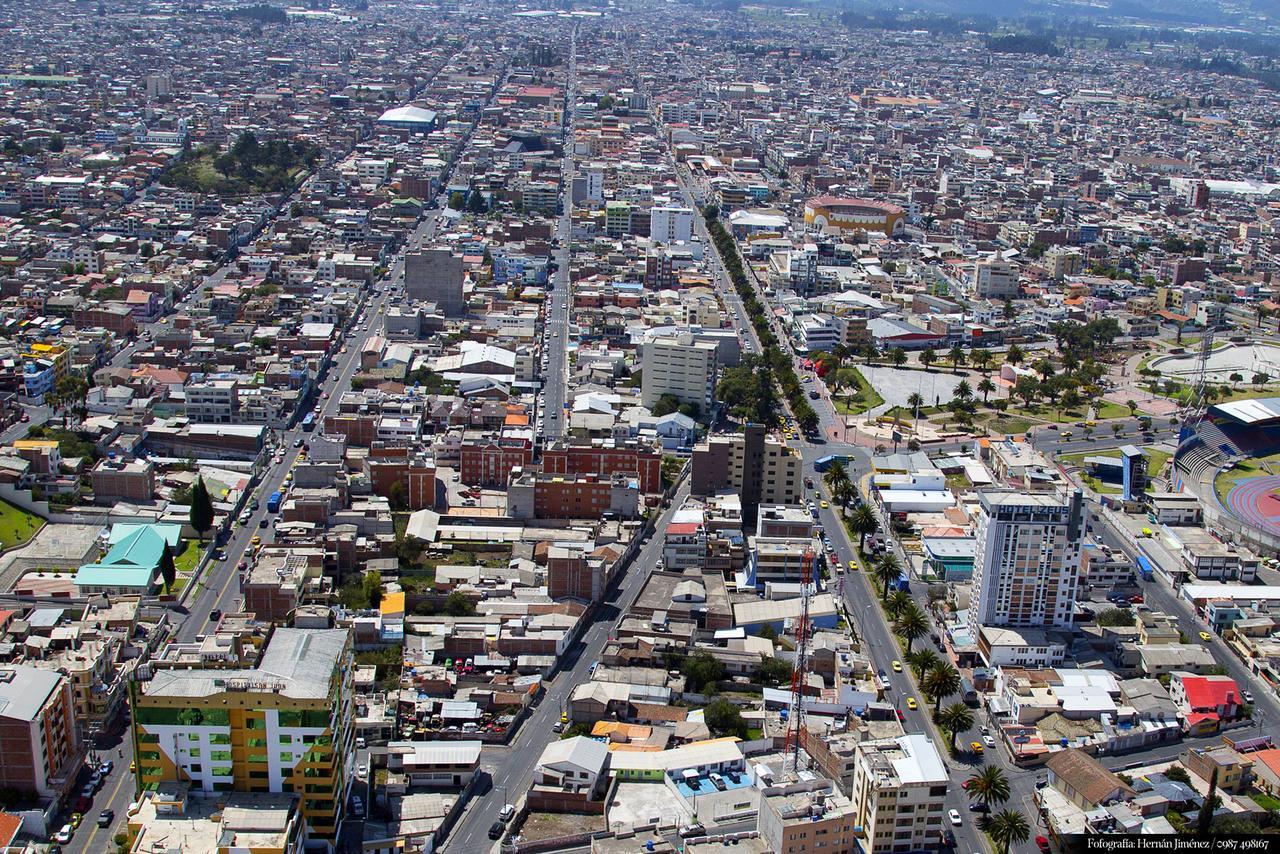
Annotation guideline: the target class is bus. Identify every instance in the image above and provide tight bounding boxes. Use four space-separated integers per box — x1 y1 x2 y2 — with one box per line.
301 412 316 432
267 491 283 513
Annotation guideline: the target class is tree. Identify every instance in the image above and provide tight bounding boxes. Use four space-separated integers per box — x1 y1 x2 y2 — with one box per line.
908 648 941 677
388 481 408 511
48 133 65 153
872 553 902 600
1127 399 1139 417
466 190 487 213
1253 372 1271 388
447 191 465 210
363 571 383 609
906 438 921 452
651 393 682 417
889 347 908 368
1163 766 1191 785
685 650 725 693
1097 607 1135 626
159 541 176 592
988 810 1031 854
967 766 1011 808
885 589 912 620
849 504 877 551
954 380 974 403
189 476 214 542
756 623 778 642
1229 372 1244 389
1014 377 1040 406
919 348 937 371
971 349 992 375
977 377 996 404
1033 357 1056 382
948 344 966 372
443 589 474 616
1006 344 1025 366
922 661 961 715
704 698 747 739
896 603 929 653
1197 767 1218 834
907 392 925 434
940 703 975 751
755 655 792 687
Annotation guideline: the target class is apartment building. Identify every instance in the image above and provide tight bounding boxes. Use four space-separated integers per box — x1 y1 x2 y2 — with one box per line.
849 734 950 854
641 332 718 413
649 205 694 244
90 458 155 503
970 491 1084 641
0 666 80 799
691 424 803 511
405 248 465 317
758 779 860 854
972 258 1019 299
131 628 354 840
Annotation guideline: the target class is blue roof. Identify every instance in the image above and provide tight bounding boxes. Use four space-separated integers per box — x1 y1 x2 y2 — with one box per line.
74 564 156 589
76 525 167 590
107 523 181 549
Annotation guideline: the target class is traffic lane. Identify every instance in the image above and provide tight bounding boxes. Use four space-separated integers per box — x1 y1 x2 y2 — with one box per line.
65 758 134 854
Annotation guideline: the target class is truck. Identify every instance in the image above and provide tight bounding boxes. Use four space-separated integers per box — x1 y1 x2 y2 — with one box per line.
267 491 283 513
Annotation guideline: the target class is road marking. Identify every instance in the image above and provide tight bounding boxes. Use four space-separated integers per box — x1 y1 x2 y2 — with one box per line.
77 766 131 851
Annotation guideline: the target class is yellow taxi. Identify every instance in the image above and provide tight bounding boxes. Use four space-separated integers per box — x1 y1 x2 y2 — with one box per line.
820 500 829 509
848 560 858 572
70 813 82 829
970 741 985 754
1199 631 1212 642
560 712 569 724
250 535 261 547
906 697 918 711
892 660 902 673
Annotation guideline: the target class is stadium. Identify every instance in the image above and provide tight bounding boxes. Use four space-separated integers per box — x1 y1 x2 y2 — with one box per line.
1174 397 1280 553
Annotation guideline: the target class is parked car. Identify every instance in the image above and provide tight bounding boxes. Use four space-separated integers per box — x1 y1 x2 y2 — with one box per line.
948 810 962 826
54 825 74 844
678 823 706 839
709 772 726 791
499 804 516 823
97 809 114 828
488 821 505 840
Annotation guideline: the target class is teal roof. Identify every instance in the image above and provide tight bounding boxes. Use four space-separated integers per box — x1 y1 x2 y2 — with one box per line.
107 523 181 549
75 564 156 589
76 525 166 590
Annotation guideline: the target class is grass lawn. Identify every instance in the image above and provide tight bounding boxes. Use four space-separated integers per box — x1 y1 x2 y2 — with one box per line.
173 539 202 575
1250 791 1280 814
0 499 43 552
833 367 885 415
977 414 1038 435
997 400 1131 424
1059 447 1173 495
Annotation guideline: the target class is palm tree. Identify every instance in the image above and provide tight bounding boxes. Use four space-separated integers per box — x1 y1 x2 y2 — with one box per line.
907 392 924 434
966 766 1012 809
922 661 961 715
977 377 996 404
896 604 929 652
988 810 1031 854
948 344 966 372
954 380 973 403
889 347 908 368
939 703 974 751
1006 344 1025 366
823 460 849 492
849 504 877 551
871 552 902 601
885 589 911 620
908 648 941 677
971 349 992 375
920 348 937 371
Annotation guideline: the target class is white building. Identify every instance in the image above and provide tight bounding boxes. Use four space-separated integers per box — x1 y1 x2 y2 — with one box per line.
850 733 950 854
641 332 719 414
972 258 1020 299
970 490 1084 643
649 205 694 244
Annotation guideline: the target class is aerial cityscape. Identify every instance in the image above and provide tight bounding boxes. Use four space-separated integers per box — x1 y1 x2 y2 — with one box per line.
0 0 1279 852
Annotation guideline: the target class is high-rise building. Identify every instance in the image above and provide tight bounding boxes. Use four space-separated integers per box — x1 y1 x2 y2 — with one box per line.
758 776 859 854
972 258 1020 299
131 628 354 841
641 332 718 413
691 424 803 512
649 205 694 244
404 248 464 316
0 666 80 799
849 734 951 854
970 490 1084 638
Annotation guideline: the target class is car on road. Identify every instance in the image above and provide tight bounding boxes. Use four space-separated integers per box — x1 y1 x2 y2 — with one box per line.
209 609 222 622
54 824 74 844
99 760 113 775
552 720 564 733
905 697 917 711
891 660 902 672
488 821 505 840
819 500 829 509
1243 690 1254 703
970 741 984 754
97 809 115 828
982 735 996 748
357 764 368 779
848 560 857 571
948 810 962 827
499 804 516 823
678 823 706 839
969 802 990 813
1199 631 1212 642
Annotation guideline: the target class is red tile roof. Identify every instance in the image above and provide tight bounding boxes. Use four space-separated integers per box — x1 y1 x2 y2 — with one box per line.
1181 674 1241 710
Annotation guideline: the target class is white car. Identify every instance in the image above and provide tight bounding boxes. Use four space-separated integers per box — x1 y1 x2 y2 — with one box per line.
357 764 368 779
982 735 996 748
948 809 962 827
54 824 74 844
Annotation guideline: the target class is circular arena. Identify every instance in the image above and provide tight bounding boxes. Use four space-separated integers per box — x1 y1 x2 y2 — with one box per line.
1175 396 1280 552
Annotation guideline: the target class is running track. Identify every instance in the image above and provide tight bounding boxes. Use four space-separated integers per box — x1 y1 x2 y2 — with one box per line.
1224 474 1280 538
